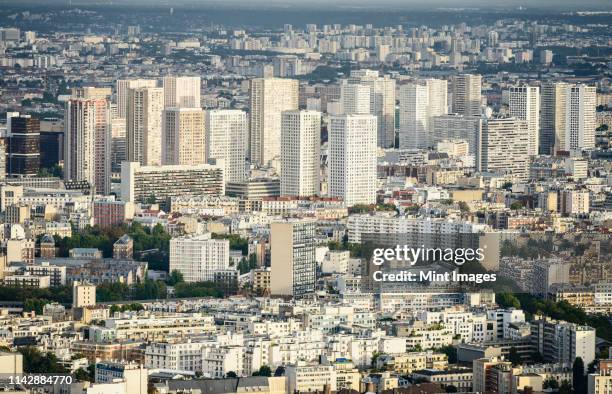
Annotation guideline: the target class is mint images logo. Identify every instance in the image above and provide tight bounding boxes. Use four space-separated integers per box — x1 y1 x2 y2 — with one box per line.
371 245 486 266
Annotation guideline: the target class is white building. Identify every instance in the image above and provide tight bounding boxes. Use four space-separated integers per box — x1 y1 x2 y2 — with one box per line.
280 110 321 197
328 114 377 206
249 78 299 168
162 76 201 108
126 87 164 166
340 83 371 115
508 85 540 156
64 98 111 194
348 70 396 148
565 85 596 151
478 117 530 181
169 233 230 282
433 114 482 156
399 78 447 149
204 109 248 183
95 361 147 394
286 362 337 393
451 74 482 117
116 79 157 119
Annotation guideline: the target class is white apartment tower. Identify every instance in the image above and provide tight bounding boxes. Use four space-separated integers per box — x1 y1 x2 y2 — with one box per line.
399 79 448 149
116 79 157 119
565 85 596 152
328 114 377 206
451 74 482 117
169 233 230 282
433 114 483 156
348 70 396 148
280 110 321 197
162 108 205 165
270 220 316 298
204 109 248 183
249 78 299 168
64 98 111 194
508 85 540 156
127 87 164 166
540 82 570 155
340 82 371 115
162 76 201 108
478 117 530 181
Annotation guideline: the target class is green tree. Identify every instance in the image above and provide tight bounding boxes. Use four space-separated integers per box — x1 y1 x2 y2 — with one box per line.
437 345 457 364
508 347 521 366
543 377 559 389
253 365 272 377
573 357 586 394
24 298 49 315
445 385 458 393
559 379 572 394
226 371 237 378
510 201 524 210
18 347 67 373
74 368 90 382
167 270 184 286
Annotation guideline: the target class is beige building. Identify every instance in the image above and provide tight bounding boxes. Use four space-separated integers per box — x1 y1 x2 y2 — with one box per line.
73 281 96 308
0 352 23 374
270 220 316 298
540 82 570 155
162 108 205 165
588 360 612 394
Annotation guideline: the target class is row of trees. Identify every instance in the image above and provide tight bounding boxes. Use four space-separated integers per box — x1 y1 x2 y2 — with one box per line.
497 292 612 341
52 222 171 271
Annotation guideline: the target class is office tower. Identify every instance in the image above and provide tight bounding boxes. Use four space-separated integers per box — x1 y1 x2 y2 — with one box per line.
280 110 321 197
127 87 164 166
270 220 316 298
340 82 371 115
39 130 63 169
121 161 224 205
64 98 111 194
204 109 248 183
7 116 40 177
110 117 127 173
540 82 569 155
433 114 483 156
116 79 157 119
225 178 280 200
478 118 530 181
249 78 299 168
398 79 448 149
169 233 230 282
328 114 377 206
162 76 201 108
565 85 596 152
348 70 396 148
451 74 482 117
162 108 205 165
508 85 540 156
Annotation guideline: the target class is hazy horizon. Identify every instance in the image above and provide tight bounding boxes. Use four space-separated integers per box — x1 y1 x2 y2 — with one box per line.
3 0 612 11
